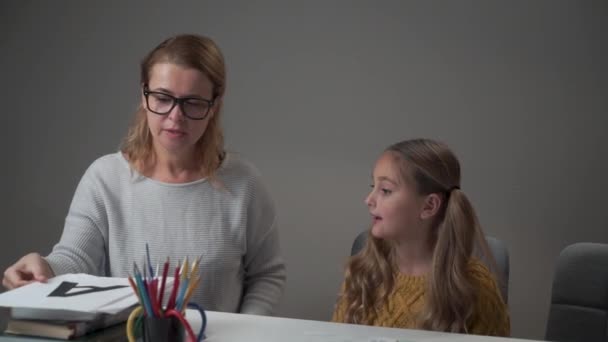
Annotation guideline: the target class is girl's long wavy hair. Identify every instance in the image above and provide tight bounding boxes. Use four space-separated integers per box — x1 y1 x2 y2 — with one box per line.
121 34 226 178
340 139 497 333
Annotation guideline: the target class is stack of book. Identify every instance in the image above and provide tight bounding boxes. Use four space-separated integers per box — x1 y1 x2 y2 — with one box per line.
0 274 166 340
5 306 132 340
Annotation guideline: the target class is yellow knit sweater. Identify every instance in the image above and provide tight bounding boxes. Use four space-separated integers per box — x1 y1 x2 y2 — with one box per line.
332 259 510 336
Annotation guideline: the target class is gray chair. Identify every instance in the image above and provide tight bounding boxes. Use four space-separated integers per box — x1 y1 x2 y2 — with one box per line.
485 236 510 304
545 242 608 342
350 231 510 304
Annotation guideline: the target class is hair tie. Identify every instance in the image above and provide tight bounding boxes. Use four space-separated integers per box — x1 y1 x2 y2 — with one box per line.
449 186 460 192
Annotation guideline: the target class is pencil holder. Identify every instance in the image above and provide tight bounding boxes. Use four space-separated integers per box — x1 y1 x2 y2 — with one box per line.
127 250 207 341
126 304 206 342
142 316 184 342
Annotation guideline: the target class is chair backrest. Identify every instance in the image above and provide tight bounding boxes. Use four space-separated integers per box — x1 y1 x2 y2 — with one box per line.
350 231 510 304
485 236 510 304
545 242 608 342
351 230 368 256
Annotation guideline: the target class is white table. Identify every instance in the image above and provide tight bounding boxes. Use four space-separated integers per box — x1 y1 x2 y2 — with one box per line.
0 309 544 342
192 311 544 342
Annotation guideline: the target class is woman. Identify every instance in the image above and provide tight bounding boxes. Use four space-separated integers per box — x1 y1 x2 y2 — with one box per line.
2 34 286 316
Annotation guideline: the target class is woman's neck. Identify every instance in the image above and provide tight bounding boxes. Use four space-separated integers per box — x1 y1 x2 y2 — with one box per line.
148 150 204 183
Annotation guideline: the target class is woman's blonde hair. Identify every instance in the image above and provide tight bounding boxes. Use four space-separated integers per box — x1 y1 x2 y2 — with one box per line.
340 138 496 332
121 34 226 177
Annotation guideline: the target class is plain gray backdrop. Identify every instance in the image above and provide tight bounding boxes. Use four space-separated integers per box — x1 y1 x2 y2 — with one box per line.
1 1 607 339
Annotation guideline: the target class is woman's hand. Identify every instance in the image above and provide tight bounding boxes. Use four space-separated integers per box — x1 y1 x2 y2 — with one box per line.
2 253 55 290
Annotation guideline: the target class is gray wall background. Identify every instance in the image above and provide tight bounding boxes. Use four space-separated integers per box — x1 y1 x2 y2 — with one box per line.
1 1 607 339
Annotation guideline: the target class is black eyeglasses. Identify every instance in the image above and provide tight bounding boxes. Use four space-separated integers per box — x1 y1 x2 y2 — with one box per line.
143 86 215 120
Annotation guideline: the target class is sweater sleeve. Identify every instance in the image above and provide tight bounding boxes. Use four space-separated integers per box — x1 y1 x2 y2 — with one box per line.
239 172 286 315
467 261 511 337
44 160 108 276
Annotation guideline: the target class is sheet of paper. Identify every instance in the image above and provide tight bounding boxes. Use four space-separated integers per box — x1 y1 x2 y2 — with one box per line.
0 274 139 314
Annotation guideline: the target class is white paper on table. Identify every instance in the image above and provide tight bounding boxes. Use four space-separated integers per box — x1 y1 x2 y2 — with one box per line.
0 274 140 315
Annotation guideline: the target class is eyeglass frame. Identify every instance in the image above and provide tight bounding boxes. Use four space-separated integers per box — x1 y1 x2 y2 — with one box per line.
142 85 216 120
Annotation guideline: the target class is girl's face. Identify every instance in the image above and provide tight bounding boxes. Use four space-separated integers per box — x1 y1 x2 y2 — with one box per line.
365 152 430 241
143 63 217 160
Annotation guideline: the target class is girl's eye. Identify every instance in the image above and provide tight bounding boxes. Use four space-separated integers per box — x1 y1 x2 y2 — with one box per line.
382 189 392 195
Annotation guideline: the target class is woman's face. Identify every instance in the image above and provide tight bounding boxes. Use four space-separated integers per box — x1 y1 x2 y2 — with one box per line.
143 63 217 160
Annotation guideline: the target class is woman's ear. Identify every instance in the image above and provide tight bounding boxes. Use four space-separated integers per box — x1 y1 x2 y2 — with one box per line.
140 84 147 109
420 193 443 220
208 96 222 120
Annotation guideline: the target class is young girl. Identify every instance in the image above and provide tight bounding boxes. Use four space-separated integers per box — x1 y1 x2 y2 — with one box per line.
332 139 509 336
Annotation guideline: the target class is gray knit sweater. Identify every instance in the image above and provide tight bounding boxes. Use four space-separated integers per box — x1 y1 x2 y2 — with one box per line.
45 152 286 315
